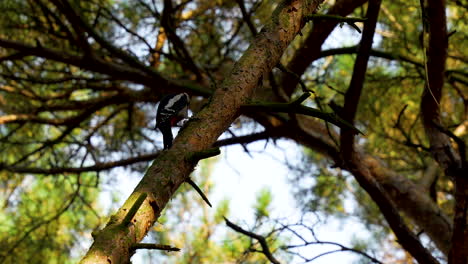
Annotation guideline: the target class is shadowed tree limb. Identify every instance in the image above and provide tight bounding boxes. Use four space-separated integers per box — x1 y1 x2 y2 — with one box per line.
0 130 282 175
131 243 180 252
0 131 283 175
213 129 283 148
418 0 467 263
224 217 281 264
161 0 203 80
242 102 362 134
186 179 212 207
236 0 258 36
185 148 219 207
339 0 440 263
280 0 369 96
0 37 208 97
186 148 221 163
0 38 152 85
0 152 159 174
121 193 148 226
304 14 367 33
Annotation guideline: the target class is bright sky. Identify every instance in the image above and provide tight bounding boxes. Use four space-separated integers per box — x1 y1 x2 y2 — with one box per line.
91 137 371 263
209 140 368 264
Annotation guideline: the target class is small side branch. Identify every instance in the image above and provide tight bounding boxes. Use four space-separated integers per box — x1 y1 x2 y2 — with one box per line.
433 122 467 166
304 14 367 33
0 152 161 175
132 243 180 252
186 148 221 163
224 217 281 264
186 179 212 207
291 92 312 106
276 64 310 93
121 193 147 226
214 130 281 147
241 102 362 135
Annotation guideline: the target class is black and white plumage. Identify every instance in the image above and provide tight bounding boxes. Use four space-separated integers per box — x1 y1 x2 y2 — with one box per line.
155 93 190 149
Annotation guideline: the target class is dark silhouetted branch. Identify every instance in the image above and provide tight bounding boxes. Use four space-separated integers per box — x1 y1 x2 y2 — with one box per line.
214 130 280 147
186 148 221 163
0 153 160 174
304 14 367 33
242 102 362 134
131 243 180 251
224 217 280 264
418 0 467 262
122 193 148 226
186 179 212 207
339 0 440 263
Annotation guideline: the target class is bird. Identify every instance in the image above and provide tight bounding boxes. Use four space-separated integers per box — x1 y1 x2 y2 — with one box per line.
155 93 190 149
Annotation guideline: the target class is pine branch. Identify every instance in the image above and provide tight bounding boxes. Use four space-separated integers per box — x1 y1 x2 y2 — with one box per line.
131 243 180 252
186 179 212 207
304 14 367 33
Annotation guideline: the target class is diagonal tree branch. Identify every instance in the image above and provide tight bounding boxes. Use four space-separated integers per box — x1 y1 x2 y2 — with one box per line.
0 152 160 175
131 243 180 252
161 0 203 80
236 0 258 36
304 14 367 33
241 101 362 134
0 129 284 176
50 0 157 77
79 1 325 263
280 0 369 96
225 217 281 264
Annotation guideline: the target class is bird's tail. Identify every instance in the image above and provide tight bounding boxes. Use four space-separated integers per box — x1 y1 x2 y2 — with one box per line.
159 125 173 149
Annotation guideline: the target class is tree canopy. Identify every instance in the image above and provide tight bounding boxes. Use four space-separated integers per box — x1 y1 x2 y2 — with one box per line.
0 0 466 263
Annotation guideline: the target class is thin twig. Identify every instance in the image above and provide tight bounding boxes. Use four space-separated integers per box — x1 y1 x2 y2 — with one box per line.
224 217 281 264
187 178 212 207
131 243 180 251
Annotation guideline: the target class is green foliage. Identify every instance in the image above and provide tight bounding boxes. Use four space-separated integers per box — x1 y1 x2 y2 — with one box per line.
0 173 101 264
292 150 347 217
309 168 346 215
253 187 272 219
214 198 230 224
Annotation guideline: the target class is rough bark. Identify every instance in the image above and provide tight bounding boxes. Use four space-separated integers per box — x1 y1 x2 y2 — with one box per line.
364 153 453 255
419 0 467 263
79 1 325 263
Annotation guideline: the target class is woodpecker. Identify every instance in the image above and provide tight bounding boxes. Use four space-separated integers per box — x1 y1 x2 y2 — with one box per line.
155 93 190 149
